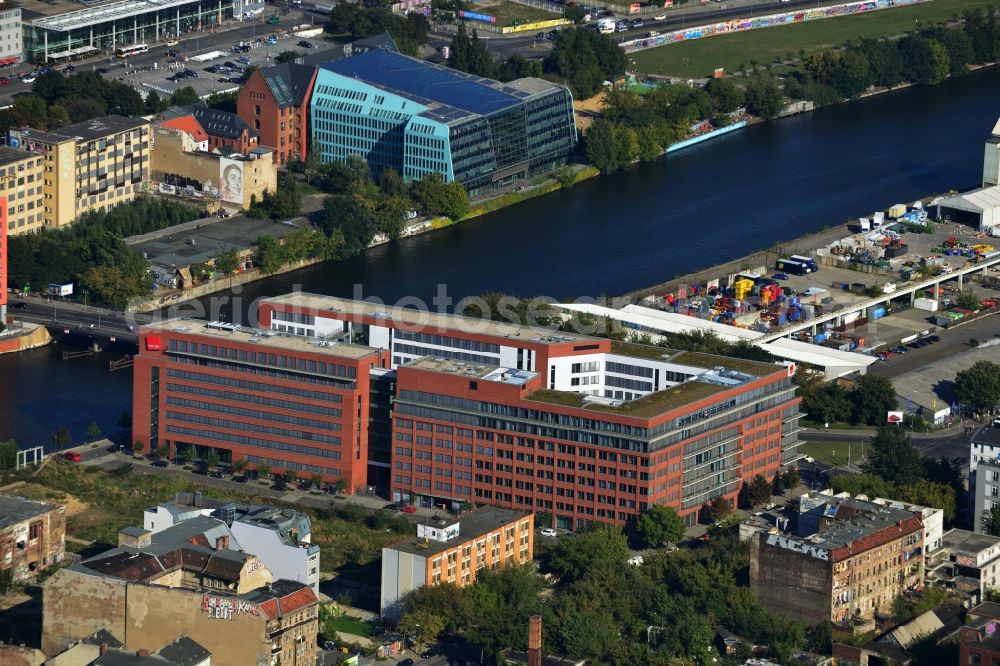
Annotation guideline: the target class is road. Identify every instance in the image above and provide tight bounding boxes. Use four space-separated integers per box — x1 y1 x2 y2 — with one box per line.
8 295 148 342
868 311 1000 380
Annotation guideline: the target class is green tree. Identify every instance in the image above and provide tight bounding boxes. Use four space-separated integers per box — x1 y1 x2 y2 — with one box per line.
144 90 165 114
284 468 298 485
747 474 772 507
956 290 983 309
831 472 895 498
53 427 71 450
0 440 17 470
900 479 956 522
585 119 619 174
954 361 1000 413
214 248 240 275
984 505 1000 536
398 610 445 651
636 505 685 547
232 458 247 473
378 167 408 198
257 463 271 479
440 181 469 220
543 28 625 99
156 444 168 460
863 426 923 487
547 527 629 582
170 86 199 106
206 450 221 469
132 440 145 457
182 446 196 464
253 235 287 274
411 172 450 217
851 374 898 425
705 77 745 113
275 50 300 64
707 496 731 522
744 76 784 119
86 421 102 441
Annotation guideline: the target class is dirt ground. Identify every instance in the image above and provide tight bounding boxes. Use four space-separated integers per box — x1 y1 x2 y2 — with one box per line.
575 92 606 132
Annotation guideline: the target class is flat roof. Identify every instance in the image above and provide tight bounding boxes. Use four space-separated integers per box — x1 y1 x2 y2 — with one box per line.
406 357 538 386
24 115 147 142
128 215 312 269
387 507 529 558
973 426 1000 448
146 318 381 360
31 0 207 31
262 293 604 345
0 145 40 167
943 528 1000 555
555 302 762 343
0 494 60 530
526 380 727 418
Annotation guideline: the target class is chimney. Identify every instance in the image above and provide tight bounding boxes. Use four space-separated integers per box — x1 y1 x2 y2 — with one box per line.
528 615 542 666
100 643 109 655
137 649 151 658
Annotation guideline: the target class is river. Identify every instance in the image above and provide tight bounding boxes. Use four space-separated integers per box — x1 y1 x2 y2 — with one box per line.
3 66 1000 446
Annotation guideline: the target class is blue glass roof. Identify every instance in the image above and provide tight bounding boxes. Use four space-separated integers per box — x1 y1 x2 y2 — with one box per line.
321 50 526 119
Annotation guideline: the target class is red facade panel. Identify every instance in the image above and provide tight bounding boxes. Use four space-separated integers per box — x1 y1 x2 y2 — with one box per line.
237 68 316 166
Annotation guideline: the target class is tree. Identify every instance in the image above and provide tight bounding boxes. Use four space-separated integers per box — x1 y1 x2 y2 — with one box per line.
863 426 923 486
156 444 169 460
378 168 407 198
547 527 628 582
984 504 1000 536
232 458 247 473
53 427 71 450
954 361 1000 413
744 76 784 119
275 50 300 64
86 421 102 442
284 468 298 485
707 496 731 522
585 119 619 174
206 450 221 469
0 440 17 470
900 479 956 522
636 505 685 547
182 446 196 464
398 610 445 651
214 248 241 275
144 90 165 114
257 463 271 479
411 172 451 217
851 374 898 425
132 440 145 457
747 474 772 507
705 77 745 113
170 86 199 106
543 28 626 99
440 181 469 220
253 235 287 274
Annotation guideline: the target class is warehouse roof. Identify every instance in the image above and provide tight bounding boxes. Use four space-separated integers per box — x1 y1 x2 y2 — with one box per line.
938 186 1000 215
553 302 762 342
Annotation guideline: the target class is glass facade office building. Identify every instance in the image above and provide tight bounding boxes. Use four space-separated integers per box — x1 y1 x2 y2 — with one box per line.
311 50 577 194
24 0 238 63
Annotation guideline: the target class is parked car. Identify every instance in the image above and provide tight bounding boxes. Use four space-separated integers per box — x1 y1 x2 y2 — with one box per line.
208 470 226 479
876 351 892 360
265 36 278 45
232 475 248 483
401 505 417 514
772 273 790 280
630 18 644 28
539 527 558 537
64 65 76 73
63 451 81 462
653 13 666 19
802 455 815 463
20 75 35 83
891 345 909 354
296 40 314 48
151 459 169 468
11 301 27 309
96 67 108 74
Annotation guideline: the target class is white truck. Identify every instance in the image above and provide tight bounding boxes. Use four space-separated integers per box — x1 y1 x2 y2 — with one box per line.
597 18 615 34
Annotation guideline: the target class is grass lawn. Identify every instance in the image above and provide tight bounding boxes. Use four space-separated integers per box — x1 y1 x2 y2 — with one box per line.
470 0 561 26
327 615 374 637
799 440 870 468
631 0 998 78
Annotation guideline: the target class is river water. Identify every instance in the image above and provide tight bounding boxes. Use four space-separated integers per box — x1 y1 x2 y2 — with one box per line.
3 66 1000 446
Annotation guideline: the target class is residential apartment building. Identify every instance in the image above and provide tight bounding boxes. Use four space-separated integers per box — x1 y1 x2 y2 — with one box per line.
0 3 22 66
0 146 44 236
927 529 1000 603
47 632 212 666
132 319 390 492
238 63 317 166
750 494 924 626
971 424 1000 533
0 494 66 582
311 50 576 193
380 507 532 616
143 491 321 593
257 293 804 529
13 115 150 229
181 104 259 155
960 603 1000 666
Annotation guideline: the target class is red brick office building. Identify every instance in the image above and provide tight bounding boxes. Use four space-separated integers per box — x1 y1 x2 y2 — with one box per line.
257 294 804 530
132 319 389 491
237 63 316 166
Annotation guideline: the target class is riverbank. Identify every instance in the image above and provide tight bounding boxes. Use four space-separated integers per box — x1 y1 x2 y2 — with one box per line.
0 323 52 355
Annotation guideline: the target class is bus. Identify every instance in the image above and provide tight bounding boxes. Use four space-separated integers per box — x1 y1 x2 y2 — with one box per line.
790 254 819 272
115 43 148 58
776 258 809 275
597 18 616 34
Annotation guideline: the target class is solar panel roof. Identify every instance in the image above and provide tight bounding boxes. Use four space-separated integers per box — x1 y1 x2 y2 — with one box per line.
322 50 525 119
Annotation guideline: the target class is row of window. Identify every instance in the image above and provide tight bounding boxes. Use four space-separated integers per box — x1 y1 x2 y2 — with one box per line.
166 382 343 417
166 410 343 445
165 368 344 403
165 396 342 432
166 425 342 460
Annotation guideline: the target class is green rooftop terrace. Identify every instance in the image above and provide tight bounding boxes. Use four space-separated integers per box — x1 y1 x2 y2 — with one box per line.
610 341 778 376
525 379 728 419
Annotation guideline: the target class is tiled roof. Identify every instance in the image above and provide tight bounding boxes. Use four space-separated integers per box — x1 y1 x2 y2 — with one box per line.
252 580 319 620
158 114 208 142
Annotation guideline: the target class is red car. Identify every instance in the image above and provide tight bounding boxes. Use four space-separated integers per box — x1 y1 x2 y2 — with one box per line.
63 451 81 462
401 505 417 514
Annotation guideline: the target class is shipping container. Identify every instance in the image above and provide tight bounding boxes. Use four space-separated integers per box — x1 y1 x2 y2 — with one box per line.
888 204 907 218
913 298 939 312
